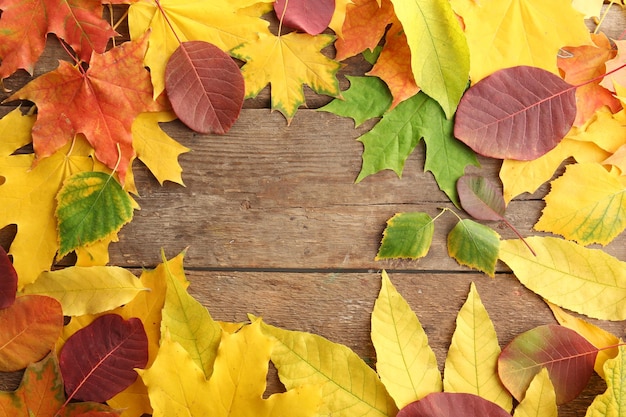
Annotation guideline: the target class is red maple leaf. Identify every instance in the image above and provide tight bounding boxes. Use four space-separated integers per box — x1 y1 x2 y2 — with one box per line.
5 34 158 183
0 0 117 79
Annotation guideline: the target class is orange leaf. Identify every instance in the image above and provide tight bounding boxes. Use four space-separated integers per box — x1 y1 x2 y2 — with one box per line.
5 34 157 184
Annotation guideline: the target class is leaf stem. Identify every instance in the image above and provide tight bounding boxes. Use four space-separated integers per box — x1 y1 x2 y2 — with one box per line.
154 0 183 45
277 0 289 37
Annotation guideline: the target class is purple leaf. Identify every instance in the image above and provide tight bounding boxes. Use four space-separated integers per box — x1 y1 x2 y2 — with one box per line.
397 392 510 417
59 314 148 403
165 41 245 134
498 324 597 404
274 0 335 35
457 174 505 221
454 66 576 160
0 246 17 308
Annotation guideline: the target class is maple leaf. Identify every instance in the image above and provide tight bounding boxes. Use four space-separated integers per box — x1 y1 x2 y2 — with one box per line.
6 34 157 184
128 0 272 97
450 0 591 83
600 39 626 92
232 31 341 123
0 0 117 79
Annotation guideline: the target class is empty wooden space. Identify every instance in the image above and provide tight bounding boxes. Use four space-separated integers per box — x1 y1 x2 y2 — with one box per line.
0 5 625 416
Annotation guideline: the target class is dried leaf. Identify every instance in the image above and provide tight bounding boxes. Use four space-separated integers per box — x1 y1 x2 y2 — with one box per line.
274 0 335 35
0 246 17 309
397 392 510 417
447 219 500 277
512 368 558 417
376 212 434 260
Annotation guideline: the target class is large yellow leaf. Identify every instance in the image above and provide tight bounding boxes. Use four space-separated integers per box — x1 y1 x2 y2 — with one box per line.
20 266 147 316
259 319 398 417
372 271 441 408
128 0 271 97
535 163 626 246
585 345 626 417
450 0 591 83
547 302 620 380
443 283 512 412
232 32 341 123
512 368 558 417
499 237 626 320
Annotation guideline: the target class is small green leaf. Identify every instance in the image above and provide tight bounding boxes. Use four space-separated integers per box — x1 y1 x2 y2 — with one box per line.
377 212 434 260
56 171 136 258
318 75 392 127
447 219 500 277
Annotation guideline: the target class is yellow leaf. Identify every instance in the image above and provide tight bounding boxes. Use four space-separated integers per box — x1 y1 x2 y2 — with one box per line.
499 237 626 320
444 283 512 412
604 144 626 175
74 231 119 266
535 163 626 246
372 271 441 408
128 0 271 97
259 319 398 417
20 266 147 316
572 0 604 18
585 345 626 417
513 368 558 417
232 32 341 123
450 0 591 83
574 108 626 154
329 0 353 39
132 112 190 186
547 302 620 380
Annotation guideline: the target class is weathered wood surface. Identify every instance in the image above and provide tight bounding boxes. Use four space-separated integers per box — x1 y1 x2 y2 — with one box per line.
1 5 626 416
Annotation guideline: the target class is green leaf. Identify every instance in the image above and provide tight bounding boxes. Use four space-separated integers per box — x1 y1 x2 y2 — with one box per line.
585 345 626 417
56 171 136 258
447 219 500 277
372 271 442 408
389 0 469 118
376 212 434 260
513 368 558 417
258 319 398 417
444 283 511 410
318 75 392 127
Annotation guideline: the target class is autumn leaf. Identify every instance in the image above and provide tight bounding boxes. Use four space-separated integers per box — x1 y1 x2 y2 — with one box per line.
572 0 604 17
585 345 626 417
274 0 335 35
0 246 17 309
535 163 626 246
21 266 147 316
447 219 500 277
389 0 468 118
397 392 510 417
372 271 442 408
512 368 558 417
0 295 63 372
232 31 341 123
376 212 435 260
259 318 398 417
450 0 591 84
499 237 626 320
457 175 505 221
328 0 352 39
5 34 157 184
0 0 117 79
601 40 626 92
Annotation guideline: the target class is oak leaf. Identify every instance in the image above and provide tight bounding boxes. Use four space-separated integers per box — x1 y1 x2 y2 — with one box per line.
5 34 157 184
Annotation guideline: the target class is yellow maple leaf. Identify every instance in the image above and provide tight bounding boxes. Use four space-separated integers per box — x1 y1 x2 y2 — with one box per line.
139 320 322 417
128 0 272 97
232 31 341 123
535 163 626 246
450 0 591 83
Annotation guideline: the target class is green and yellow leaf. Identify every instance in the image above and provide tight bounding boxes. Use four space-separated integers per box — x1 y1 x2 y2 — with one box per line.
377 212 434 260
585 345 626 417
447 219 500 277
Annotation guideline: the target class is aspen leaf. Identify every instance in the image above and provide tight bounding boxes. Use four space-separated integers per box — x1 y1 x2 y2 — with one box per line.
585 345 626 417
56 172 137 259
21 266 147 316
372 271 442 408
259 319 398 417
444 283 511 411
499 237 626 320
535 163 626 246
450 0 591 84
0 295 63 372
512 368 558 417
377 212 434 260
0 246 17 309
274 0 335 35
447 220 500 277
389 0 469 118
498 324 597 404
232 31 341 123
547 302 620 380
397 392 510 417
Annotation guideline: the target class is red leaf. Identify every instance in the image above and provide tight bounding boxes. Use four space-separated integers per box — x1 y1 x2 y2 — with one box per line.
0 295 63 371
274 0 335 35
454 66 577 160
165 41 244 134
59 314 148 403
0 246 17 308
498 324 597 404
457 174 505 221
397 392 510 417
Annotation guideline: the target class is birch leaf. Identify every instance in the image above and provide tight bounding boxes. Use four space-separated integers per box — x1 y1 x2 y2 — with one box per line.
512 368 558 417
499 237 626 320
21 266 147 316
444 283 511 411
372 271 441 409
377 212 434 260
585 345 626 417
447 220 500 277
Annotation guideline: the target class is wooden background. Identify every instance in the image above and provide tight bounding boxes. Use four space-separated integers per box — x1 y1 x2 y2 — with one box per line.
1 4 626 416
